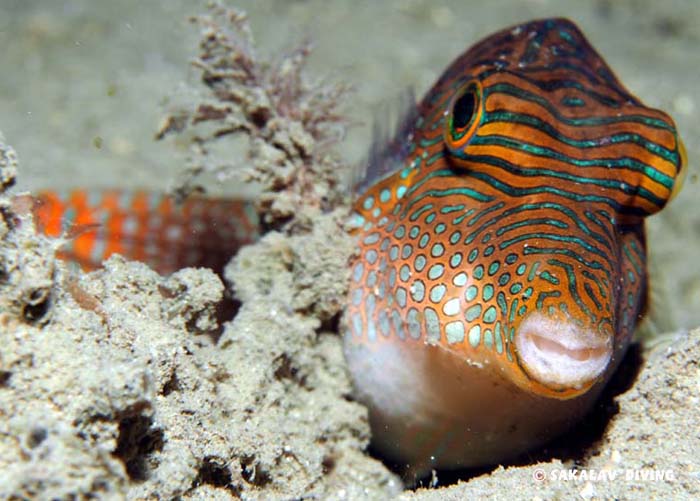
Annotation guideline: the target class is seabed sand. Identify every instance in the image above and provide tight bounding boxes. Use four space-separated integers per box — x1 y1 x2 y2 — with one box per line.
1 1 699 499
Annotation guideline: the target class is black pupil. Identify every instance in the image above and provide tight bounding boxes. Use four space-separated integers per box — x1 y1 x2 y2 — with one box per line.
453 87 476 129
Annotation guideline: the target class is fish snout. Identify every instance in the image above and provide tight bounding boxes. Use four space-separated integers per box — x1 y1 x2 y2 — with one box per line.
514 310 613 396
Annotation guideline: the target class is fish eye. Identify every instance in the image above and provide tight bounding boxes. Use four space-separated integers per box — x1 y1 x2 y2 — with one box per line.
453 87 477 129
445 80 483 153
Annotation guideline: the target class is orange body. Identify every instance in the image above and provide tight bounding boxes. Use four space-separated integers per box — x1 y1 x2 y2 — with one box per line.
24 189 258 275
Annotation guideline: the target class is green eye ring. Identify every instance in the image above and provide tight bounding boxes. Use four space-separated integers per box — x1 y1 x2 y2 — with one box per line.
445 80 483 150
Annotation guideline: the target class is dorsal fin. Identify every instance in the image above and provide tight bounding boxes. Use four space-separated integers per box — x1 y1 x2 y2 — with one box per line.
355 88 419 195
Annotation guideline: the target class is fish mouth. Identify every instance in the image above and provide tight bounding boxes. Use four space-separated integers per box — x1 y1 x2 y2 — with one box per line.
515 311 613 392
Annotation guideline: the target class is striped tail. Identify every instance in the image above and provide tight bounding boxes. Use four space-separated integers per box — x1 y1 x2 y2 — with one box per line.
17 190 259 275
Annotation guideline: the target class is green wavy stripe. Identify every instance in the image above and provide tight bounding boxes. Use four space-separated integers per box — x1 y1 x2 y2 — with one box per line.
548 258 597 321
471 133 674 189
461 202 612 251
498 232 610 262
484 82 674 132
465 170 647 216
523 246 612 281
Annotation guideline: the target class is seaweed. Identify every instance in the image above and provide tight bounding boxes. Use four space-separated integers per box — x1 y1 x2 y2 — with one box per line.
157 1 352 233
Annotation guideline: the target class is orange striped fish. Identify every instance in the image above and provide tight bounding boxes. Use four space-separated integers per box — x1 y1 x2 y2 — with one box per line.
20 189 258 275
343 18 685 473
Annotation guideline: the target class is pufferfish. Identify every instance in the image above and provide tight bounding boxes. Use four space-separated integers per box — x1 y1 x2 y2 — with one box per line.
343 17 685 473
